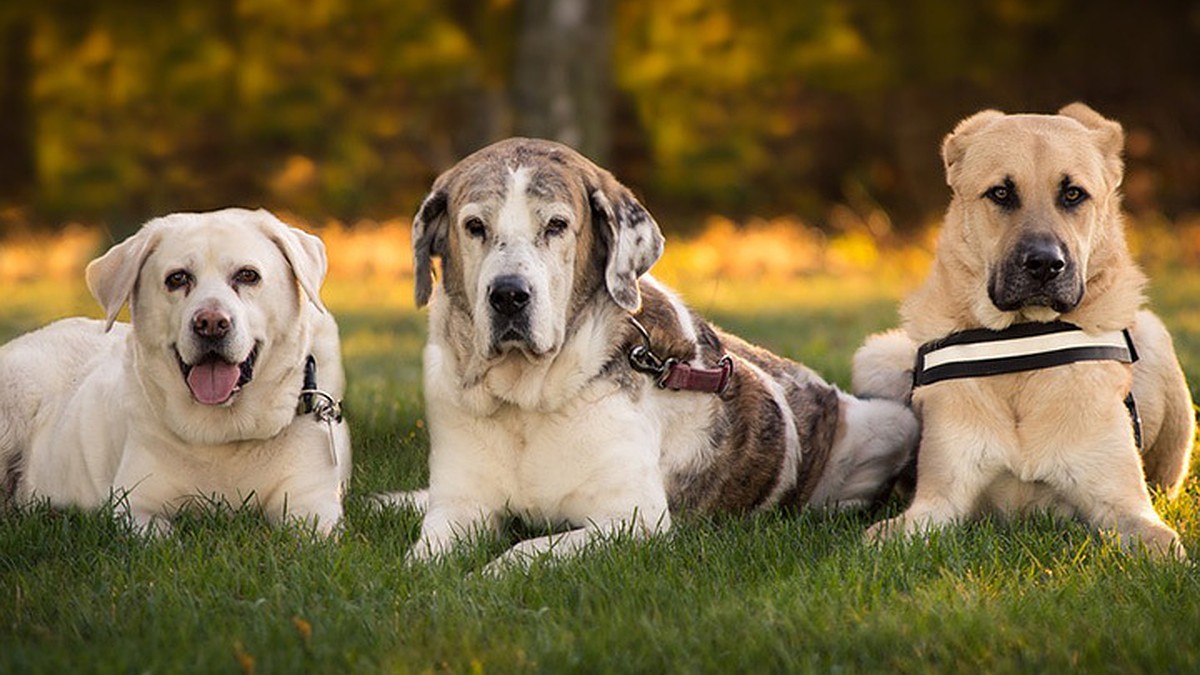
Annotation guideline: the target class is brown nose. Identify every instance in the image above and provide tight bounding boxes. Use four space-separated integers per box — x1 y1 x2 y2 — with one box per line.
192 307 231 339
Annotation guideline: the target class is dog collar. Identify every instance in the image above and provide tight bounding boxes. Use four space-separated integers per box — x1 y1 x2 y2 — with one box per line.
913 320 1138 388
297 354 345 466
627 316 733 395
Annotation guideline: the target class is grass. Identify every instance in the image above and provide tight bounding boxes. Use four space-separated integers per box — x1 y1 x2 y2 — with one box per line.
3 264 1200 673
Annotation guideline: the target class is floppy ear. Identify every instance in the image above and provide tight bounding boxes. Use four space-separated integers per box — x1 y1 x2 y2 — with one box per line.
85 222 164 331
1058 102 1125 188
941 109 1005 186
412 186 449 308
588 169 664 312
256 210 329 314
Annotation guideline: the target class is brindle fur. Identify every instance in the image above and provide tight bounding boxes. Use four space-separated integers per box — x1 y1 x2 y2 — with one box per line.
619 282 842 512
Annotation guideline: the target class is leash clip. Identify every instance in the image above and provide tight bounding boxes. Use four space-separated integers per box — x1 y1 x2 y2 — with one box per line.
300 388 343 466
627 316 674 380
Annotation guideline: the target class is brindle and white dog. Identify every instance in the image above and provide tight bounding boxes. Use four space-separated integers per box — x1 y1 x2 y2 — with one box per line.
400 138 918 569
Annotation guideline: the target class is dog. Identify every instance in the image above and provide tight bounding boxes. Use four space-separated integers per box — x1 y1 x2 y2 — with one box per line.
398 137 918 569
853 104 1194 557
0 208 350 534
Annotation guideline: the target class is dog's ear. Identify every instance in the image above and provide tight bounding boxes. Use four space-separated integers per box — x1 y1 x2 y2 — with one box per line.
1058 102 1125 188
588 169 664 312
412 185 449 308
256 210 329 314
85 221 165 331
941 109 1005 186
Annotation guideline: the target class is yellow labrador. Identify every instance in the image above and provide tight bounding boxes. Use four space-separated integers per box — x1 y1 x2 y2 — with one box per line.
0 208 350 534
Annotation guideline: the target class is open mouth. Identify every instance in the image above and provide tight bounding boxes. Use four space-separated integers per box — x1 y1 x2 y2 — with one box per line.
175 343 259 406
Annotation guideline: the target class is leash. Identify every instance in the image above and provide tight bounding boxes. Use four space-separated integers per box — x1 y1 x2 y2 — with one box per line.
297 354 345 466
627 316 733 395
912 320 1142 449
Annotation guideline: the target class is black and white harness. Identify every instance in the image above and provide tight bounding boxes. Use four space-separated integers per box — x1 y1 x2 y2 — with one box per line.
912 321 1143 449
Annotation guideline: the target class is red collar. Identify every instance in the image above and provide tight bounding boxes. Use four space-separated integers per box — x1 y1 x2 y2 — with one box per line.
627 316 733 395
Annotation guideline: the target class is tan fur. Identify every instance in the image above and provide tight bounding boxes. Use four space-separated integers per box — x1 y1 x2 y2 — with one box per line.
855 104 1194 558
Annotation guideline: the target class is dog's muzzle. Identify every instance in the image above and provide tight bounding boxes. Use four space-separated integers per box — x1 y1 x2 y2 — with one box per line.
177 306 259 405
988 233 1083 313
487 274 534 351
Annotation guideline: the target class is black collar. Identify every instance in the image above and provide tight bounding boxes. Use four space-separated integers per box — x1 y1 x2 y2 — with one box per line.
913 320 1138 388
297 354 343 422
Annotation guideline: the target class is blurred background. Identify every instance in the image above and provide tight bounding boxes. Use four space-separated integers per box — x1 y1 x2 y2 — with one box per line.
1 0 1199 265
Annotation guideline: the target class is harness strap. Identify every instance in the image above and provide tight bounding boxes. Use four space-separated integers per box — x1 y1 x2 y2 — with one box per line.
913 321 1143 450
913 320 1137 388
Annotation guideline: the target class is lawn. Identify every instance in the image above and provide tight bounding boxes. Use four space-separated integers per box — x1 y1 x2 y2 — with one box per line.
2 262 1200 673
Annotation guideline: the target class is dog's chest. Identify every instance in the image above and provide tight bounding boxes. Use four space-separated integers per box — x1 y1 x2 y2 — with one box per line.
479 386 667 520
917 360 1133 471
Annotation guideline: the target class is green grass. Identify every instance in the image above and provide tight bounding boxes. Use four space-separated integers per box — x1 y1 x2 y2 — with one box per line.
2 271 1200 674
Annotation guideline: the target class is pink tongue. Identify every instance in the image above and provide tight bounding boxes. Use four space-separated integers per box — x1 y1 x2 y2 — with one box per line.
186 360 241 405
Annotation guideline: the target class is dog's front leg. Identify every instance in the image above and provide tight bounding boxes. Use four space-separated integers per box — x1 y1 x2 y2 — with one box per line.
409 498 503 562
111 448 179 536
866 395 1005 542
484 507 671 576
1055 411 1185 559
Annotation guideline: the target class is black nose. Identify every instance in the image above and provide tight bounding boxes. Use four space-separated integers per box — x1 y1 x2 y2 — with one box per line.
488 275 532 316
1020 236 1067 284
192 307 231 339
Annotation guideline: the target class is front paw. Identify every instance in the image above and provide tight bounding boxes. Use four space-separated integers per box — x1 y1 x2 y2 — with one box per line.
406 531 458 564
480 541 543 577
864 516 905 545
130 511 173 537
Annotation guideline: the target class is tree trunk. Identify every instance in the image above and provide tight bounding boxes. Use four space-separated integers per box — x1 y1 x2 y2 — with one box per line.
512 0 612 163
0 13 36 210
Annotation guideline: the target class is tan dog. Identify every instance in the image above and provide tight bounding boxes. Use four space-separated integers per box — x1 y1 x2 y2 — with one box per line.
853 104 1193 557
393 138 918 570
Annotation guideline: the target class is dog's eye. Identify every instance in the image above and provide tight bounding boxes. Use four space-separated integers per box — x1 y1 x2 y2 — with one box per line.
463 217 487 239
983 183 1018 209
233 268 261 286
545 217 569 238
164 270 192 292
1060 185 1089 208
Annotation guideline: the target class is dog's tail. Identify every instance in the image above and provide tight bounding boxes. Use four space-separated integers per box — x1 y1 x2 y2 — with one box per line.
851 329 917 404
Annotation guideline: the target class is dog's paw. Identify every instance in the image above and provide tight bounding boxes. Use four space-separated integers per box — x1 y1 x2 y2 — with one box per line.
864 517 903 545
1123 521 1188 561
370 489 429 512
131 513 173 538
481 541 544 577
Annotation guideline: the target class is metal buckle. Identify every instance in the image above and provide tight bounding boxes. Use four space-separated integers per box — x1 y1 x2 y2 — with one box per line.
628 316 670 379
299 388 343 466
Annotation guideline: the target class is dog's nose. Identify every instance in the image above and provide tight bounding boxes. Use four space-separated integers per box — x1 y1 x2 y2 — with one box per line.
488 276 532 316
1020 237 1067 284
192 307 232 339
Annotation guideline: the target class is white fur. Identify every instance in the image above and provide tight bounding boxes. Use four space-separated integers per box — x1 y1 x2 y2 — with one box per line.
0 208 350 534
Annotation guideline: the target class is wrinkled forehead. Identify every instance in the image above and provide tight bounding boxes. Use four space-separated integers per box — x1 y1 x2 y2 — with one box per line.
959 117 1109 190
445 152 588 215
146 220 284 273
